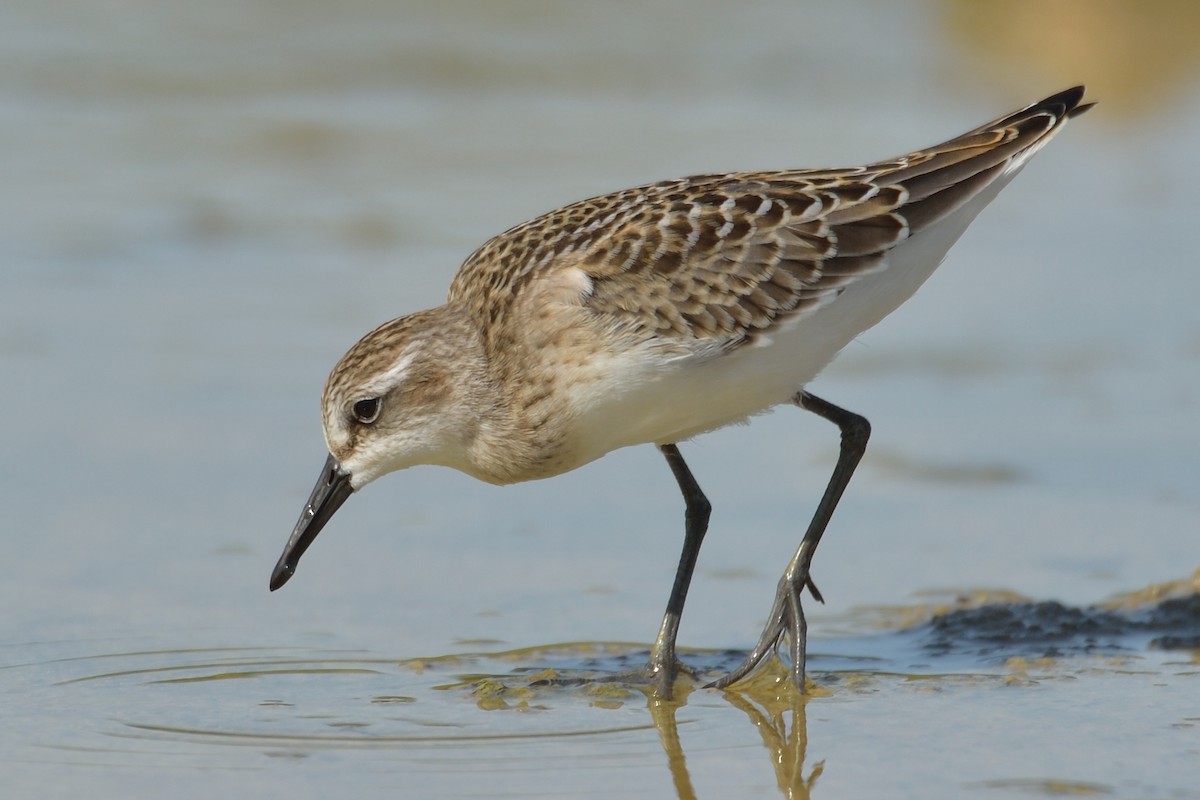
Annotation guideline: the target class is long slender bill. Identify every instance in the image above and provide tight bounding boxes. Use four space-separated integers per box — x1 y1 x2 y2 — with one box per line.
269 453 354 591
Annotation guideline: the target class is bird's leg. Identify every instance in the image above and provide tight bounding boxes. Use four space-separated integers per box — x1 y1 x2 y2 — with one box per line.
709 391 870 692
646 443 712 698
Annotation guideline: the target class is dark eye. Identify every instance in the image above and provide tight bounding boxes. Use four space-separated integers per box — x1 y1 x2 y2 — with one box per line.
351 397 381 424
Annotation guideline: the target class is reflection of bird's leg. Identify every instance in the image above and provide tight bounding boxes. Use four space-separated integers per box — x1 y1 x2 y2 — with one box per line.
724 690 823 799
646 696 698 800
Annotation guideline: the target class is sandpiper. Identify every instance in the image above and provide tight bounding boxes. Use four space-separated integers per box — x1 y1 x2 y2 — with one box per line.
270 87 1092 696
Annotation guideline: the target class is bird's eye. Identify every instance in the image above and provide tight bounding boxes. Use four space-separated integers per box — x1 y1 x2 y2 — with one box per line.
351 397 381 424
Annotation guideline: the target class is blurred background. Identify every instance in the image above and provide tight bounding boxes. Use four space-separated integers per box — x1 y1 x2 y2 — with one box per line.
2 1 1198 797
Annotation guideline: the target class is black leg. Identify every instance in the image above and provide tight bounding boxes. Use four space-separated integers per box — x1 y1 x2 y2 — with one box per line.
709 391 870 691
646 443 712 697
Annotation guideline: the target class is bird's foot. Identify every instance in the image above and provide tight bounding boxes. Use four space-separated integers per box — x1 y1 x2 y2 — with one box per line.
594 653 694 700
640 638 697 700
707 567 817 692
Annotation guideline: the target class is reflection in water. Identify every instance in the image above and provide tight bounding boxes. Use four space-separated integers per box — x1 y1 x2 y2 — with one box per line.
17 578 1200 797
724 693 820 800
646 693 698 799
52 646 820 798
647 677 820 800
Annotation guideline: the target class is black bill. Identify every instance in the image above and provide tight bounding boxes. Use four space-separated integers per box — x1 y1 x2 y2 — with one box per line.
269 453 354 591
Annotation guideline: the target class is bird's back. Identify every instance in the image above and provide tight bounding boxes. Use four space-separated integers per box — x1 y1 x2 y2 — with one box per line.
443 87 1091 466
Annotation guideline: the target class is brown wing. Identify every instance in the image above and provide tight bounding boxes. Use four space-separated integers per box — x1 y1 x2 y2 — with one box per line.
449 87 1090 350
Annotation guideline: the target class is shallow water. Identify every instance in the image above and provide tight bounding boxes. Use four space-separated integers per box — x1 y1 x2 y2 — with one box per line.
3 0 1200 797
7 587 1200 797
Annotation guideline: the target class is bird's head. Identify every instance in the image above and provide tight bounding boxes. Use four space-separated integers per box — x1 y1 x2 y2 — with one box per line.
269 308 480 591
